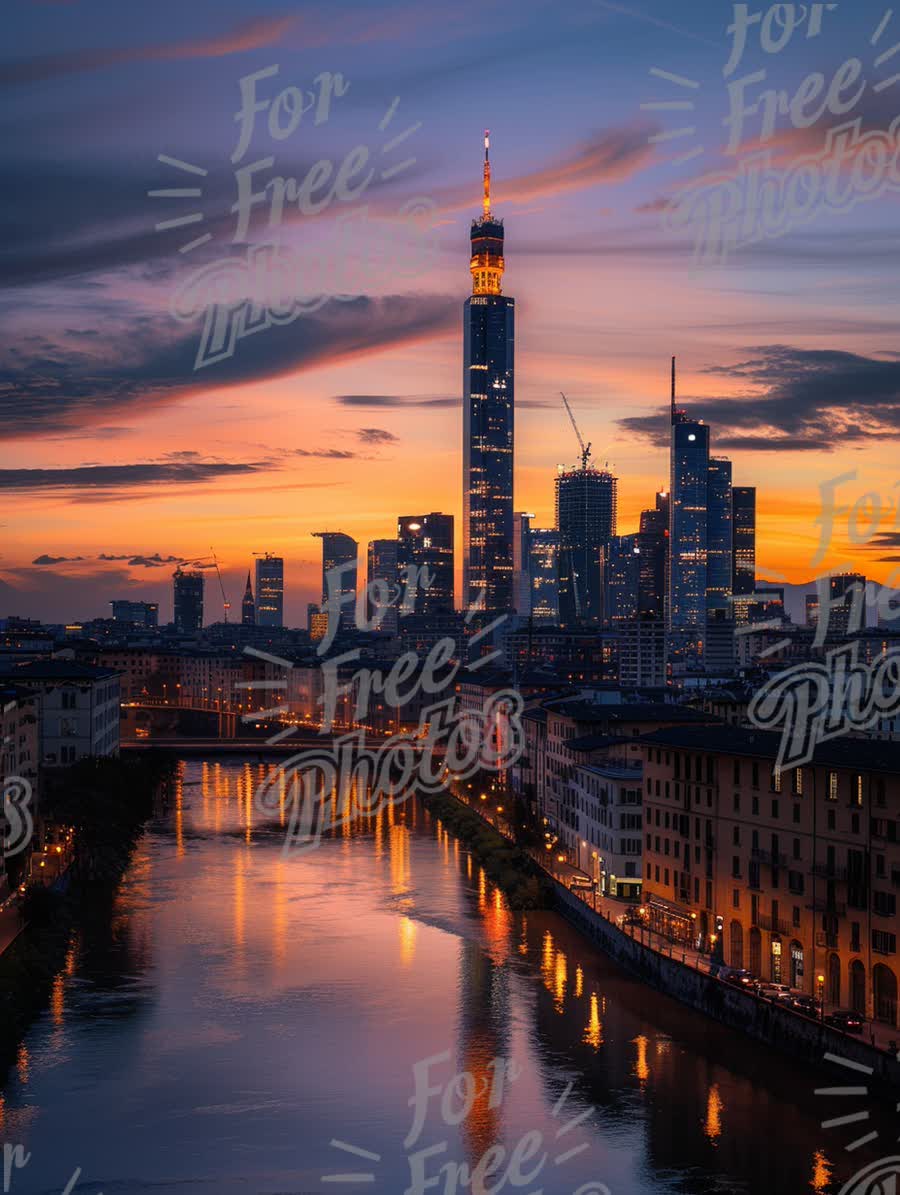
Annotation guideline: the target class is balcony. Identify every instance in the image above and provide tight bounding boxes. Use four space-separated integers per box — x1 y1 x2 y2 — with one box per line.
808 897 847 916
751 846 789 867
757 913 792 935
811 862 848 881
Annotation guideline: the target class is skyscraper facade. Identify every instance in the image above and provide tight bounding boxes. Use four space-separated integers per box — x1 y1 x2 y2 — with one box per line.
732 485 756 595
241 572 255 626
462 133 515 614
397 513 454 616
513 512 533 616
706 457 733 611
255 553 284 627
556 467 617 627
669 361 710 647
638 490 668 619
313 532 358 632
602 535 640 624
529 530 559 624
172 568 204 634
828 572 867 637
367 538 400 634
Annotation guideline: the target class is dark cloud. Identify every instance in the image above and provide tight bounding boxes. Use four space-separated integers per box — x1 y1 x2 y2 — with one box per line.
0 15 296 87
31 554 84 565
357 428 398 444
293 448 358 459
858 533 900 555
98 552 183 567
0 461 267 492
335 394 458 409
126 554 184 568
619 346 900 452
0 295 457 439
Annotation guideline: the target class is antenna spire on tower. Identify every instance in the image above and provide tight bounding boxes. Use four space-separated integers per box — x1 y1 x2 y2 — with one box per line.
671 355 677 424
483 129 491 218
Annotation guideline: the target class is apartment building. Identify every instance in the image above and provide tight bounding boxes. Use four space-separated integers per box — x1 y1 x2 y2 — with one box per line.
4 661 120 764
568 735 644 900
640 725 900 1028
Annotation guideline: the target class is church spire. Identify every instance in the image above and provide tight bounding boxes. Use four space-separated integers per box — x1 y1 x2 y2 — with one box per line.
241 570 255 626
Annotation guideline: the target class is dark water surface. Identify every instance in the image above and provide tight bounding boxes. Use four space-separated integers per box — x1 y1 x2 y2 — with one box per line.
0 759 887 1194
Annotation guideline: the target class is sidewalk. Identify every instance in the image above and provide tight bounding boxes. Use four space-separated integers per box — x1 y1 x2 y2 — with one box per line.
0 899 23 956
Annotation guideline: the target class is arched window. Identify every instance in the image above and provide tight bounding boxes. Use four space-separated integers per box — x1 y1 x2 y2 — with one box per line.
730 921 743 969
874 964 898 1026
749 927 762 976
850 959 866 1015
828 953 841 1008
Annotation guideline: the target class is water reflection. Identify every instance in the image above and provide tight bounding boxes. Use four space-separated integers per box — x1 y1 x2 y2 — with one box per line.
0 758 890 1195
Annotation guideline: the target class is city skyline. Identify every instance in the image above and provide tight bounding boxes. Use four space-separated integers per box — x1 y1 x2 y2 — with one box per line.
4 1 900 624
5 7 900 1195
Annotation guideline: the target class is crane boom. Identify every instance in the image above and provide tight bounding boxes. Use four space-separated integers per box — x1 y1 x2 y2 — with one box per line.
182 551 231 622
559 391 591 470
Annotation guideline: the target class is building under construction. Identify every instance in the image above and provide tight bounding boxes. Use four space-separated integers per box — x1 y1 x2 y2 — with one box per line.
556 466 617 626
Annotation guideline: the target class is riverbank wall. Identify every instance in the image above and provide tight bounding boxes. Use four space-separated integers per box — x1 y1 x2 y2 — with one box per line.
551 879 900 1085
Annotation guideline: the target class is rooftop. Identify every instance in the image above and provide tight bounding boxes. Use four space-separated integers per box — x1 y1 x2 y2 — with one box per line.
638 725 900 773
0 660 120 681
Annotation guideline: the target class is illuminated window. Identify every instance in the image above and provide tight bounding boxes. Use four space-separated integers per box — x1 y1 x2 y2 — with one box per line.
827 771 838 802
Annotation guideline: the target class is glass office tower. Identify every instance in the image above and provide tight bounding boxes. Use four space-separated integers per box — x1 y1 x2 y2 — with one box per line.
732 486 756 595
462 132 515 614
706 457 733 610
668 359 710 662
367 538 400 634
313 532 358 632
529 529 560 623
255 553 284 627
397 513 454 616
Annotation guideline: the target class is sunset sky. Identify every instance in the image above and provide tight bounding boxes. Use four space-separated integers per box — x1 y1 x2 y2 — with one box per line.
4 0 900 625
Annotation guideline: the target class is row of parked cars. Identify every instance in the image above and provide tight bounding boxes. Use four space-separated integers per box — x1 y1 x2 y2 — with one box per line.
718 969 865 1033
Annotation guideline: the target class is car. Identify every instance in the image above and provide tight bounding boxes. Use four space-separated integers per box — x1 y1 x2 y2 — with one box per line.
721 968 756 989
825 1010 865 1034
790 994 821 1017
755 982 793 1001
568 876 594 891
623 905 644 924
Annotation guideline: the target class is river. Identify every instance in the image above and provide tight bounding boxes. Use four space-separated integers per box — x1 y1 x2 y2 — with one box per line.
0 757 885 1194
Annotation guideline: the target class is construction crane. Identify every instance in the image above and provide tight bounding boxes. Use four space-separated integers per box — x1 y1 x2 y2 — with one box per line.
182 550 232 622
560 391 592 470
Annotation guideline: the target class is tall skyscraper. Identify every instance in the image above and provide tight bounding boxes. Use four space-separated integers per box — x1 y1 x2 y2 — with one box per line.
556 467 617 627
254 553 284 627
397 513 454 616
367 538 400 634
529 530 559 624
241 572 255 626
706 457 733 610
638 490 669 619
462 132 515 614
513 512 533 615
732 485 756 593
172 568 204 634
828 572 867 637
668 359 709 654
313 532 358 632
602 535 641 624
